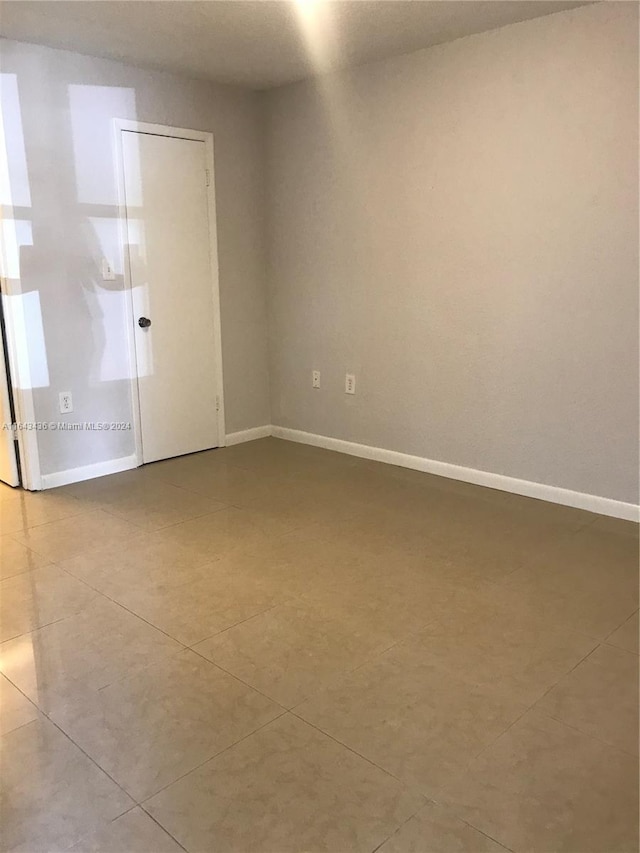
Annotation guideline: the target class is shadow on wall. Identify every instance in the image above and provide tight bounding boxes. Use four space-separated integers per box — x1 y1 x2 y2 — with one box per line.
0 67 152 475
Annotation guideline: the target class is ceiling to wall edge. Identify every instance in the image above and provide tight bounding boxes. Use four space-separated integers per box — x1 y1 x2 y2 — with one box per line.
0 1 595 93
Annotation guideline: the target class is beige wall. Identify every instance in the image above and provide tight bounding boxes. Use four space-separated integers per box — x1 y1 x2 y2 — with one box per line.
1 39 271 477
265 2 639 504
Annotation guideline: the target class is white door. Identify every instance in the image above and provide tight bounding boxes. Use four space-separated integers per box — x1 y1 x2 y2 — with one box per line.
0 329 19 486
122 130 220 463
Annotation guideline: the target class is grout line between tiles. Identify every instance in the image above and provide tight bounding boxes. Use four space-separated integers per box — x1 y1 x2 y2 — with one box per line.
431 659 639 835
530 705 640 759
0 606 93 645
287 707 428 795
529 639 607 710
0 504 98 536
456 818 517 853
2 642 292 833
0 674 137 816
133 807 190 852
63 802 148 853
52 567 191 649
369 822 402 853
187 634 291 711
600 608 640 648
138 709 290 805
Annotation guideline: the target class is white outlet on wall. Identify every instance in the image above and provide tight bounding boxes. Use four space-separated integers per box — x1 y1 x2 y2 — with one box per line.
345 373 356 395
312 370 321 389
59 392 73 414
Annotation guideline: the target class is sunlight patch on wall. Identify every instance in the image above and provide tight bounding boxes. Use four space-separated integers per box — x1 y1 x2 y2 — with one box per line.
96 289 134 382
68 84 136 206
0 73 31 208
0 218 32 281
4 291 50 389
89 215 123 276
293 0 352 159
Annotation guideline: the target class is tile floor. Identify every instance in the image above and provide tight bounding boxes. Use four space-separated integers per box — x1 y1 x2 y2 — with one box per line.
0 437 638 853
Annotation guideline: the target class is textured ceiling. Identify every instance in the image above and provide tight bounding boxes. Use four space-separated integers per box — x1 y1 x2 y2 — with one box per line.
0 1 590 90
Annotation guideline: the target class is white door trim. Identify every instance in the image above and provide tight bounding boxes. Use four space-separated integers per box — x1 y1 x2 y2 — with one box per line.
0 284 41 490
0 99 41 488
113 119 226 466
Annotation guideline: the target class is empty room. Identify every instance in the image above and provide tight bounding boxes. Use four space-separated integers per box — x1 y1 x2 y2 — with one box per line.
0 1 638 851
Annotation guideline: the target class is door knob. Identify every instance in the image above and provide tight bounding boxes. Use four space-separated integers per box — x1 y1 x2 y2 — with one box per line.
138 317 151 328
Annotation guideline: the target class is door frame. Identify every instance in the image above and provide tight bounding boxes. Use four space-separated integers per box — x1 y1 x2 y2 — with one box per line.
0 260 41 490
113 119 226 465
0 302 20 486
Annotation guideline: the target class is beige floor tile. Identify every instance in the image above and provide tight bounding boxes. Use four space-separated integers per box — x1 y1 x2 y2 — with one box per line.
607 610 639 654
260 525 472 611
50 649 281 801
146 713 425 853
177 540 298 596
295 500 450 561
285 456 397 499
13 510 142 563
1 716 133 852
404 599 597 705
147 447 232 481
68 807 183 852
156 505 298 560
230 478 364 531
439 710 639 853
249 527 389 597
109 555 288 646
0 489 87 534
590 515 640 539
481 491 598 530
59 532 216 599
193 598 398 708
372 481 580 547
213 437 352 477
100 481 227 531
0 565 98 642
298 574 480 655
58 465 165 503
294 491 578 590
544 523 639 573
1 440 636 851
297 643 526 797
375 540 526 590
488 526 639 639
0 596 182 713
0 534 50 580
0 673 38 735
148 452 296 504
377 802 509 853
535 643 639 756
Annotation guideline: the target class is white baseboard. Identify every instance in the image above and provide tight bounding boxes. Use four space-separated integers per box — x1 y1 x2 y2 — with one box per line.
38 426 274 489
40 454 138 490
225 425 272 446
35 425 640 522
272 426 639 522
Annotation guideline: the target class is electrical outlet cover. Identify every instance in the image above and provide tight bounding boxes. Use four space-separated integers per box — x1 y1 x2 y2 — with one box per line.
58 392 73 414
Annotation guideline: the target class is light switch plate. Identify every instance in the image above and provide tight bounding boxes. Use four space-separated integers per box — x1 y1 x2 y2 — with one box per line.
101 258 116 281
